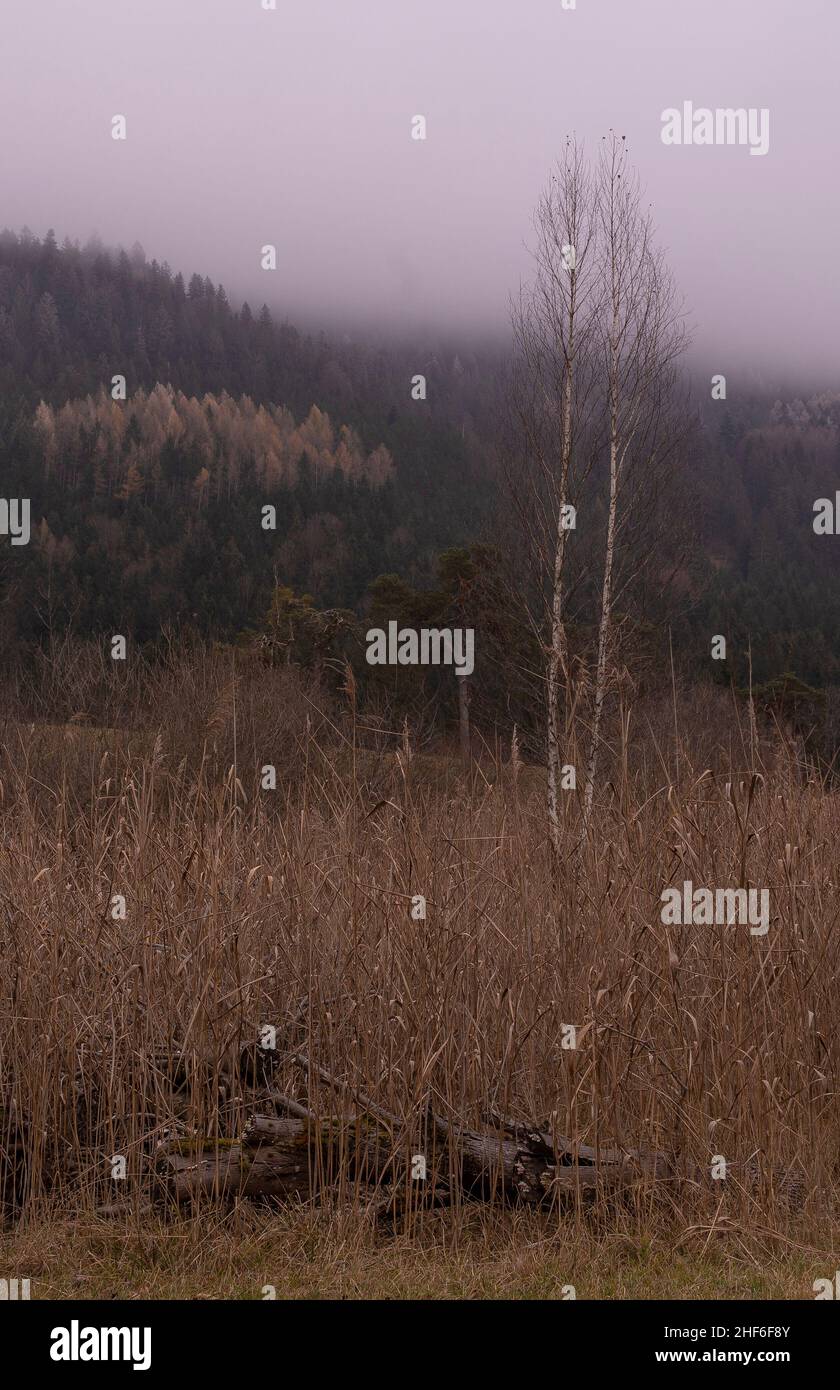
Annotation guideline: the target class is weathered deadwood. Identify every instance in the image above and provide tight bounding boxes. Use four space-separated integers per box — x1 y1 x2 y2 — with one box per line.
430 1112 557 1200
481 1108 671 1178
161 1118 452 1211
420 1113 670 1202
267 1092 316 1121
242 1114 291 1146
293 1072 610 1202
294 1055 665 1203
159 1113 407 1202
243 1112 317 1144
158 1144 310 1202
291 1054 419 1180
157 1121 317 1203
157 1144 246 1202
158 1056 678 1207
243 1110 418 1187
294 1057 472 1199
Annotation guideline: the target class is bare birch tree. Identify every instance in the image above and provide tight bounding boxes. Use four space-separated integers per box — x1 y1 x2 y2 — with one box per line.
509 139 602 857
578 135 688 842
509 136 689 856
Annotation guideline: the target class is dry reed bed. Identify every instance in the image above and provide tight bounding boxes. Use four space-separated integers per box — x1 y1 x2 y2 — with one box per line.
0 670 837 1229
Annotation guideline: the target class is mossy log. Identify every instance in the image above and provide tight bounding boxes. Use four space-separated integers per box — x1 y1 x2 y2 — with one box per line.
157 1120 316 1203
158 1113 411 1203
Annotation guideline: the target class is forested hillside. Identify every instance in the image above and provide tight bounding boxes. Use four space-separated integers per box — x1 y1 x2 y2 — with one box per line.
2 227 840 697
0 229 494 642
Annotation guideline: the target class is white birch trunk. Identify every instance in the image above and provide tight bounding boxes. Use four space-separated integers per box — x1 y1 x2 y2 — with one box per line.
547 345 574 856
580 431 617 841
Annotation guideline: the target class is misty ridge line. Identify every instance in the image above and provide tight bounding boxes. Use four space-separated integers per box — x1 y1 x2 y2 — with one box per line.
5 221 809 402
7 0 839 369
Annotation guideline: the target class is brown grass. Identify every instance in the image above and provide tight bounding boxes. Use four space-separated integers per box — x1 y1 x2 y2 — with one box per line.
2 1205 834 1300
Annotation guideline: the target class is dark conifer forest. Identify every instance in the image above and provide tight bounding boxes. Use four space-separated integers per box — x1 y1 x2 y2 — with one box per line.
2 227 839 701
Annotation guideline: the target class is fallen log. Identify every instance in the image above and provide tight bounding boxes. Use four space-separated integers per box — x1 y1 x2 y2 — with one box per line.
2 1044 811 1218
291 1054 668 1204
429 1113 633 1201
242 1113 314 1145
156 1051 670 1208
267 1093 316 1121
156 1123 627 1207
158 1112 418 1204
481 1107 671 1177
157 1121 317 1203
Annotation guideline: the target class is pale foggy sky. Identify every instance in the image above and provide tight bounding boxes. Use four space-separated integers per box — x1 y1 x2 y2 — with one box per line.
1 0 836 374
